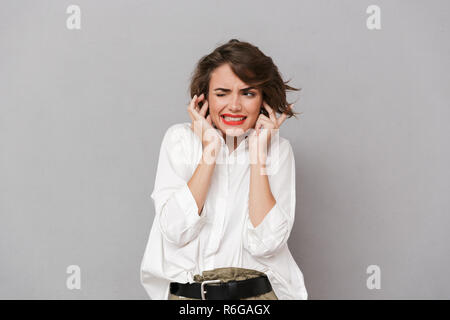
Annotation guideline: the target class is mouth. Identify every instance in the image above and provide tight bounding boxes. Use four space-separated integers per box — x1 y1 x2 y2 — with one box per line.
220 114 247 126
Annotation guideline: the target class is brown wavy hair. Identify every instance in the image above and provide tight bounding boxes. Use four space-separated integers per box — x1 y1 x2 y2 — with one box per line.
189 38 302 119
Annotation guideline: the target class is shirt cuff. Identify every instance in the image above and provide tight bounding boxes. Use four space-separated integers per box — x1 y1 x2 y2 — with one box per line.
246 202 289 256
173 182 206 227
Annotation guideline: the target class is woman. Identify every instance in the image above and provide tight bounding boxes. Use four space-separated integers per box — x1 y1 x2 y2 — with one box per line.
140 39 308 300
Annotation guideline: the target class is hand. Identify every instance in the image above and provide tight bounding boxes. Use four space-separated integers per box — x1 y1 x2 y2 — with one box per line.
187 93 222 160
249 101 293 165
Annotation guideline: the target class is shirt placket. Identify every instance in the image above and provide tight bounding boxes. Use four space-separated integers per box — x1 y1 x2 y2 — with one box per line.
206 145 229 256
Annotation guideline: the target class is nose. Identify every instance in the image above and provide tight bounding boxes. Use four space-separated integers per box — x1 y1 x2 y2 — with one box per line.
228 93 242 112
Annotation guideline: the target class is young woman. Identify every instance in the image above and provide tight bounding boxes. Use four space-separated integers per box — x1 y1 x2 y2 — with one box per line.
140 39 308 300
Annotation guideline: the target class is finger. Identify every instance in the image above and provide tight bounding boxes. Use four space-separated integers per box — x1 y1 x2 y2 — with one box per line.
255 115 273 133
263 101 277 123
188 102 201 124
200 99 209 117
277 113 287 126
256 115 273 128
189 95 203 119
187 99 195 121
257 116 275 131
189 104 200 119
253 120 269 162
189 94 197 112
257 114 271 122
191 114 203 138
257 123 272 145
277 104 293 126
255 119 263 136
206 114 212 126
187 107 197 133
195 93 205 110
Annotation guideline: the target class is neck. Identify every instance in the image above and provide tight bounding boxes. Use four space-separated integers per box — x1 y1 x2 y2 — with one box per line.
222 134 238 152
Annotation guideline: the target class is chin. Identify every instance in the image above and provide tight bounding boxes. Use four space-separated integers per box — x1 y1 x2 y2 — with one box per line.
221 126 250 137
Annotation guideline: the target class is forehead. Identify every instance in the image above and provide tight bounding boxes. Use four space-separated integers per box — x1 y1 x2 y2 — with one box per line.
209 64 247 87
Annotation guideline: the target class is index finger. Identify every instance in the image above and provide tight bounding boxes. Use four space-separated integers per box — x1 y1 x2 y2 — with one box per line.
188 95 201 119
188 94 197 111
262 101 277 123
277 104 293 126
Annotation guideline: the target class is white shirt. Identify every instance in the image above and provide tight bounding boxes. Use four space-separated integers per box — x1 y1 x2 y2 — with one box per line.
140 122 308 300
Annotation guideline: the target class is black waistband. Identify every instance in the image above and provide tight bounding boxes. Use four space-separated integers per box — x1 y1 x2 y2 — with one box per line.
169 275 273 300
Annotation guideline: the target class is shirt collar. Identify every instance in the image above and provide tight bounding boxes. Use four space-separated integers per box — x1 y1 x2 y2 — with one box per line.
215 128 252 158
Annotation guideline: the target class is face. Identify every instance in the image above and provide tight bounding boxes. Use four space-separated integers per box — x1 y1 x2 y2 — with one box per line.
207 63 262 138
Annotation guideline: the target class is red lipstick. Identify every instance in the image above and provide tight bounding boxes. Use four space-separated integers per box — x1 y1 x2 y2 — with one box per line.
220 114 247 126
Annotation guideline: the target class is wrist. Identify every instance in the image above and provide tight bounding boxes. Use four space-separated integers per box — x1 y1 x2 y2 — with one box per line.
201 146 220 165
251 161 267 176
250 154 267 166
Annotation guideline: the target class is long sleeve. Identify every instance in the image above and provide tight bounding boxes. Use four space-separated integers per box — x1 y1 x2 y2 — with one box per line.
243 139 296 258
141 126 308 300
151 124 207 247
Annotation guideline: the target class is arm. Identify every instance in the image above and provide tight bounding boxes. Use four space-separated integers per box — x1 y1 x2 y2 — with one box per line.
151 124 218 247
188 152 218 215
244 139 296 258
249 162 276 227
186 93 222 215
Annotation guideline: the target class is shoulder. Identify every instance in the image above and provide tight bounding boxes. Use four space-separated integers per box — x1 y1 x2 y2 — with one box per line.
161 122 199 148
160 122 201 162
270 134 294 159
163 122 193 141
278 136 293 151
267 134 295 173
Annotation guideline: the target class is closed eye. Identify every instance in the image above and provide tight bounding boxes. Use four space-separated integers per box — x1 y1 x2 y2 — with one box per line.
216 92 255 97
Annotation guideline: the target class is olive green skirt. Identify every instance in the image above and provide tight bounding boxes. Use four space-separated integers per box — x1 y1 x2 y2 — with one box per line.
168 267 278 300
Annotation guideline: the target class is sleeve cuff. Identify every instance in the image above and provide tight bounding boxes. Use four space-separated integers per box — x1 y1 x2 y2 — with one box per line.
173 182 206 227
247 202 286 233
246 202 289 256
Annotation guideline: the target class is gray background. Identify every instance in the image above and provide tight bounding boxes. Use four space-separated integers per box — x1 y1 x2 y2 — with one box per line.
1 0 449 299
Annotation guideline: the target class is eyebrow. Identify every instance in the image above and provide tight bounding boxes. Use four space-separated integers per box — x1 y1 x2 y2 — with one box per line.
213 86 257 92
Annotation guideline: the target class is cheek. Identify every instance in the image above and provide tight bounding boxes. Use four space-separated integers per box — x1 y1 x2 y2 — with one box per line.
245 103 262 120
244 113 259 129
206 97 218 113
209 105 221 118
208 102 222 125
